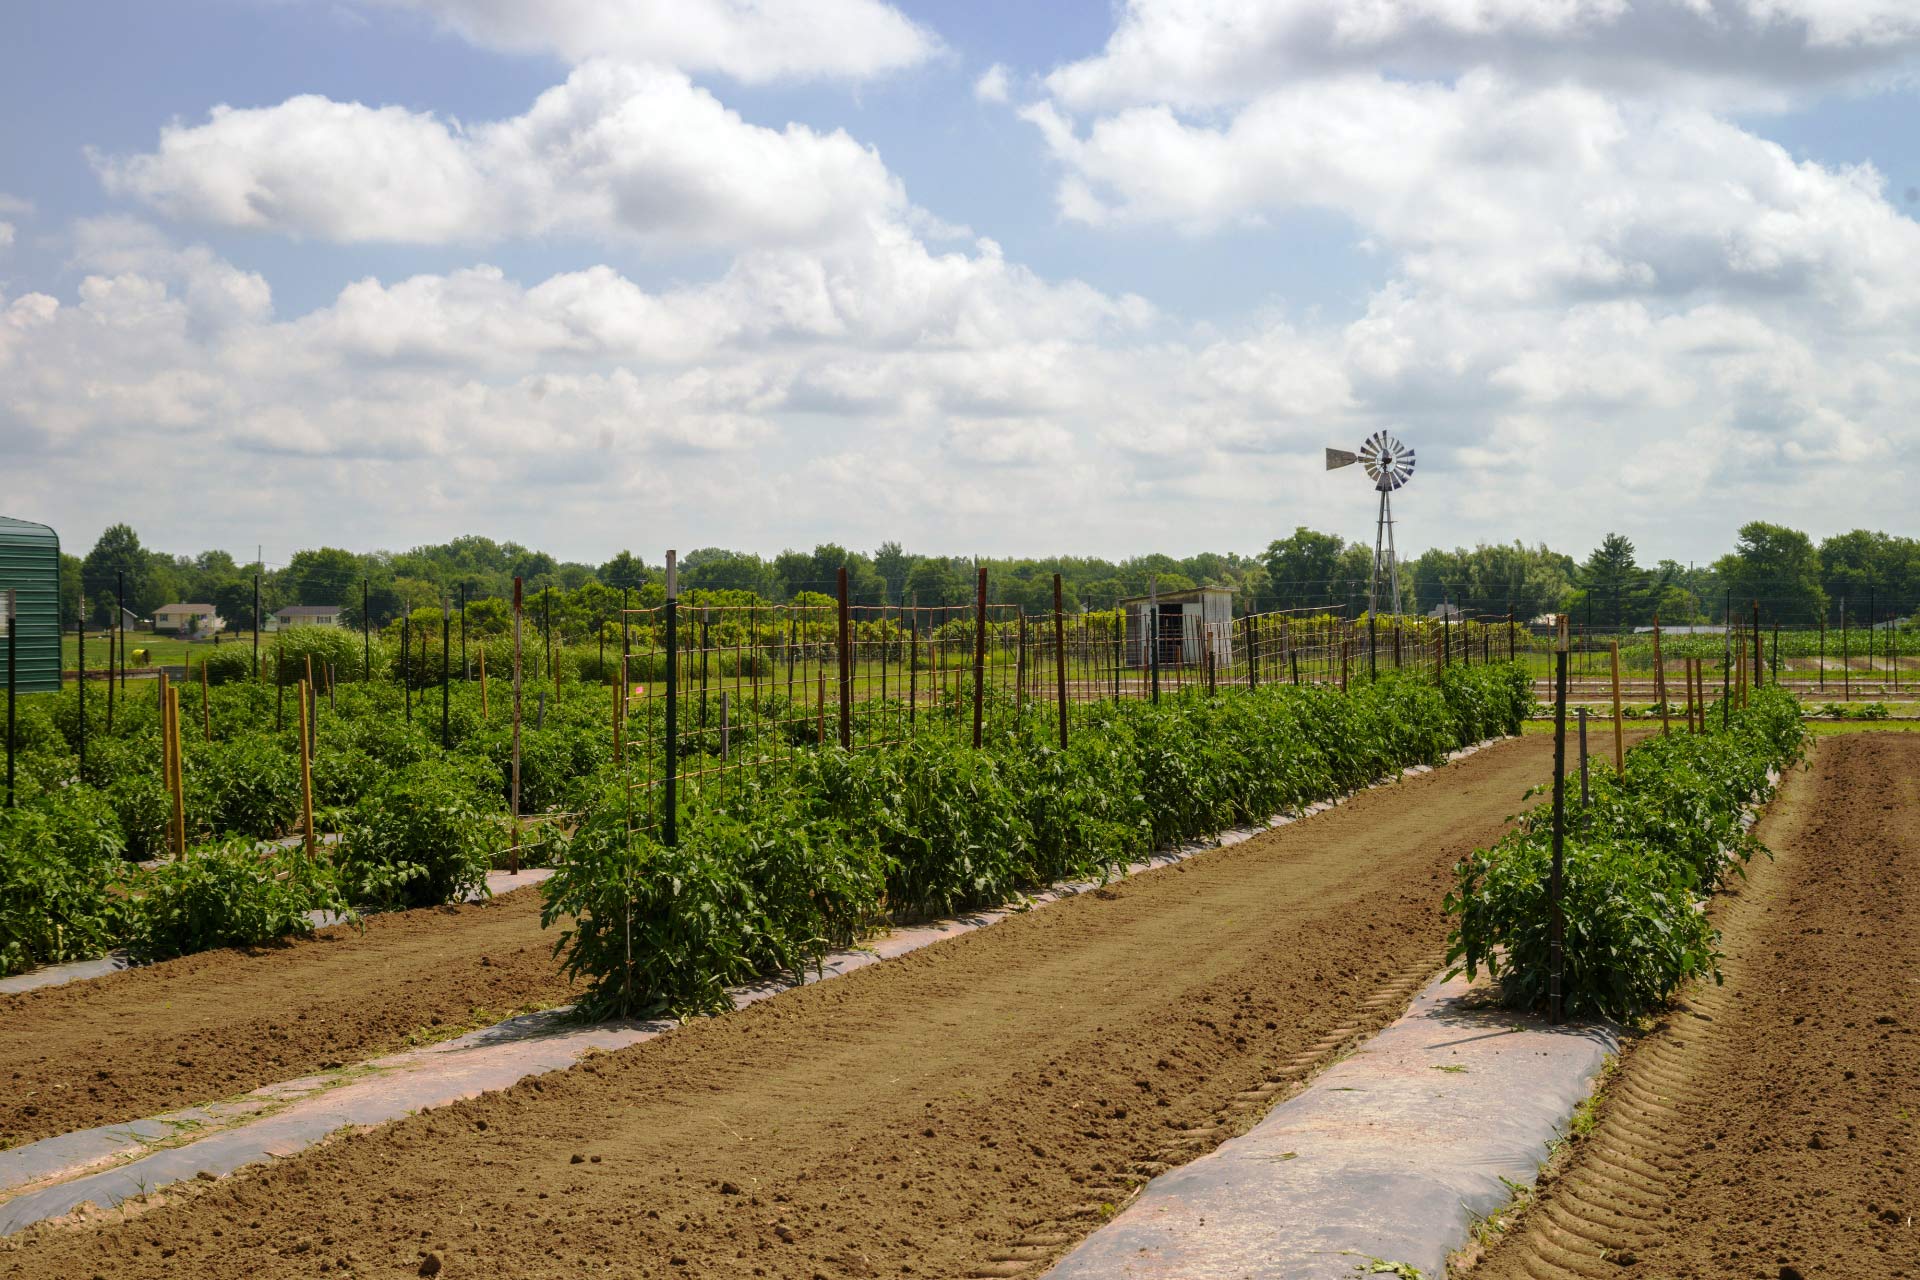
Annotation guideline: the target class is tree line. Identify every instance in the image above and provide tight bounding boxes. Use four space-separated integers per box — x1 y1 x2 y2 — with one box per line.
61 520 1916 634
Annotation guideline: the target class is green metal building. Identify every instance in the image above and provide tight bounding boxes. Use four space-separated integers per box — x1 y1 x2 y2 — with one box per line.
0 516 63 694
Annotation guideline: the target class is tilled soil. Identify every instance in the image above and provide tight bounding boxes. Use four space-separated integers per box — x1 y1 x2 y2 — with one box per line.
0 886 577 1147
0 734 1563 1280
1474 732 1920 1279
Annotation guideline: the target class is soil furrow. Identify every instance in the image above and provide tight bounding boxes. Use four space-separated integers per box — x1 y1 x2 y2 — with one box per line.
1 734 1564 1279
0 887 578 1147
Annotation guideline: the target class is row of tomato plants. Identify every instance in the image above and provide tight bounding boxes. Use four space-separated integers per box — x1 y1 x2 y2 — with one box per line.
541 663 1535 1019
1445 684 1809 1019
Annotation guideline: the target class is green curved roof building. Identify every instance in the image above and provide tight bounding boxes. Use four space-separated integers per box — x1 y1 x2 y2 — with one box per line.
0 516 63 694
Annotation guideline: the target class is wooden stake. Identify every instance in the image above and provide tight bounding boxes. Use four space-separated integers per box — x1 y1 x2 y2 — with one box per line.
297 678 315 859
168 685 187 857
200 656 212 742
1609 638 1624 774
479 646 489 719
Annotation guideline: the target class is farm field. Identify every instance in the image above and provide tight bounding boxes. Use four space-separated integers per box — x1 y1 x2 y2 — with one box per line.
1471 731 1920 1278
0 732 1575 1278
0 883 572 1148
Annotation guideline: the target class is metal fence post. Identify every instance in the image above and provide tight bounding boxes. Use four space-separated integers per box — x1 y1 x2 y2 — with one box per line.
441 596 451 750
837 566 852 749
664 553 678 846
253 572 261 680
362 580 370 680
1578 706 1589 806
1052 574 1068 748
510 577 523 870
1550 615 1569 1024
971 565 987 748
1148 578 1160 705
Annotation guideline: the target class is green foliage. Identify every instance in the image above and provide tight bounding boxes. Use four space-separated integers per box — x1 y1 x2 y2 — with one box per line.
547 663 1535 1018
270 626 374 684
131 841 349 960
188 735 301 838
335 758 505 909
0 788 133 976
1446 687 1808 1020
200 645 258 686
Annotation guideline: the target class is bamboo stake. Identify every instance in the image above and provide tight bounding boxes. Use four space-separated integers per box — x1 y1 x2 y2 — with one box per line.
168 686 187 857
1609 639 1624 774
297 678 314 859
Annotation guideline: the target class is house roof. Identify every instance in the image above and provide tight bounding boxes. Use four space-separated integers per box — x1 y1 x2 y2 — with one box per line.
276 605 341 616
155 602 219 614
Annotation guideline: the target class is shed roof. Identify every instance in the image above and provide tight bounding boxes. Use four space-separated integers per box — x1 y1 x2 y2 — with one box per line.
276 604 342 616
155 602 220 614
1118 586 1233 607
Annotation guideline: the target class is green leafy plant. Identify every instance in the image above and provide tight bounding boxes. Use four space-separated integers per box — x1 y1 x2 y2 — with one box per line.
130 840 349 960
334 757 505 909
1447 687 1808 1019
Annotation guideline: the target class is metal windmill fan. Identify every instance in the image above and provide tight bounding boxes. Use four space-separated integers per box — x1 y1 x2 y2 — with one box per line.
1325 432 1416 616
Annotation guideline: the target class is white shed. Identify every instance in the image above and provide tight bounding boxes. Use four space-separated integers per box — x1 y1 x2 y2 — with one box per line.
1120 587 1234 668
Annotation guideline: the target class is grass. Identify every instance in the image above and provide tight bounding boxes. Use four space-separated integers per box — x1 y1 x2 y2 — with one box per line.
63 630 270 672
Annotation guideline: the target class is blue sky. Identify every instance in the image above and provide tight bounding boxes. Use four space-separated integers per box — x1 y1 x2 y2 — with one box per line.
3 0 1918 569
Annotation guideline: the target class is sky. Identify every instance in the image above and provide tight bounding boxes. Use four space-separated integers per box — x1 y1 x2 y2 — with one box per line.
3 0 1919 571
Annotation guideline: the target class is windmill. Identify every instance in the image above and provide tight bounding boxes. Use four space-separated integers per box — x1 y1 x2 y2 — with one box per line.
1325 431 1415 618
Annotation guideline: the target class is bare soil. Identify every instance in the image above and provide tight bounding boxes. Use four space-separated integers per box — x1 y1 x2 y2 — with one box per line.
0 735 1566 1280
0 886 577 1148
1473 732 1920 1279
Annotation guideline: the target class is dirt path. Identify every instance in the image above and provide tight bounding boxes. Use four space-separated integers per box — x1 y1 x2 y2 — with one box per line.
0 734 1569 1280
0 888 577 1148
1472 732 1920 1279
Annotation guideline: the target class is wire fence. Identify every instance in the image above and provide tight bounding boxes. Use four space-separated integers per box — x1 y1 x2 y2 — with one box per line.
608 565 1524 840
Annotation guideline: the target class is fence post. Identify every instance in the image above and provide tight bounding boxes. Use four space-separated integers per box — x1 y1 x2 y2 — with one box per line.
721 689 730 762
837 567 852 749
908 599 918 730
1368 610 1376 682
663 554 678 847
402 613 411 722
116 570 125 699
1148 578 1160 705
1609 638 1624 774
972 566 987 748
1578 706 1589 806
362 580 370 680
511 576 524 870
75 609 87 781
441 597 451 750
1751 600 1762 690
305 655 317 758
1052 575 1068 748
1549 615 1569 1025
297 677 314 860
200 655 212 742
1651 614 1669 736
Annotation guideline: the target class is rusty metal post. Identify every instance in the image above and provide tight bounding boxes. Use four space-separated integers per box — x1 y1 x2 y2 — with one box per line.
837 566 852 749
1052 575 1068 749
972 565 987 748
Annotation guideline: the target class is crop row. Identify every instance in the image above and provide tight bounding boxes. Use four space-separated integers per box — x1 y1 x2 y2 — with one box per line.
542 664 1536 1018
1445 684 1809 1019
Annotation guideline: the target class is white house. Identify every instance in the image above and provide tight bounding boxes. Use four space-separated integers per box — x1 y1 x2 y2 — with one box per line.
153 603 224 635
274 604 344 629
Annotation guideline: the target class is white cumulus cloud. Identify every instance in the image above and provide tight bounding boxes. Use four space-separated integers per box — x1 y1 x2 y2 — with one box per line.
96 62 911 250
363 0 937 83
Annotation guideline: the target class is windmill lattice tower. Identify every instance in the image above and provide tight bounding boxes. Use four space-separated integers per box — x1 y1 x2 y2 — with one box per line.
1324 432 1415 619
